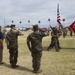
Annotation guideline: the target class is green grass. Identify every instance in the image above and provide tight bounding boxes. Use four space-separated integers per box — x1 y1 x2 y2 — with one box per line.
0 31 75 75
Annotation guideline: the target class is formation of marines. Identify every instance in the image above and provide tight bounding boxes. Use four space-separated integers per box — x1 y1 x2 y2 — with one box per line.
0 24 70 74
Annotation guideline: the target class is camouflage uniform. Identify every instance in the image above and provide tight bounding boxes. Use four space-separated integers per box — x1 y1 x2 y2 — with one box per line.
47 28 61 52
57 30 62 48
6 25 23 68
27 25 49 73
62 28 67 38
70 31 72 36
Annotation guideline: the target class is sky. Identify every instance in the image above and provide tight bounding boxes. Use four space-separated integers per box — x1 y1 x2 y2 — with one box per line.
0 0 75 28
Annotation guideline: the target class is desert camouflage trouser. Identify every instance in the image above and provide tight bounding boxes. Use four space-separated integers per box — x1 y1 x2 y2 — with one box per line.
31 51 42 71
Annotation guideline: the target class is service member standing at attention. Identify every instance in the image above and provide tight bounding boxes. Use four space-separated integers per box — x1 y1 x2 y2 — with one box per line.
27 24 49 74
5 24 23 68
0 26 4 64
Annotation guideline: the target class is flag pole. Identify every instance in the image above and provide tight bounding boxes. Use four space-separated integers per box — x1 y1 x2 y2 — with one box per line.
57 3 62 30
4 18 6 30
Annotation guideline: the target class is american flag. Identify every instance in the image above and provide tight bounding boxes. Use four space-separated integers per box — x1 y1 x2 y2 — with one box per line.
57 4 63 29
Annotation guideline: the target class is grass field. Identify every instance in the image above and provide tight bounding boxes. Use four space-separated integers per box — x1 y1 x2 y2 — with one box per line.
0 31 75 75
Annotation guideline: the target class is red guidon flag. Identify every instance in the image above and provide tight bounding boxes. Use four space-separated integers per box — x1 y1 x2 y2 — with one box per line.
70 21 75 33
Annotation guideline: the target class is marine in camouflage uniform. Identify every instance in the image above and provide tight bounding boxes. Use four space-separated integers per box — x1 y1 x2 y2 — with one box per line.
5 25 23 68
47 27 61 52
27 25 49 74
62 28 67 38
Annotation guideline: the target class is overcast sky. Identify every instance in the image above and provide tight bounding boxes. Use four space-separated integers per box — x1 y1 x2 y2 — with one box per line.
0 0 75 28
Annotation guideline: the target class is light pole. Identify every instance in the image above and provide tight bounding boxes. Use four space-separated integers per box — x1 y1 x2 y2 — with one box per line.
62 18 65 28
28 20 30 29
48 18 50 26
38 21 41 26
19 21 22 29
11 20 14 24
4 18 6 29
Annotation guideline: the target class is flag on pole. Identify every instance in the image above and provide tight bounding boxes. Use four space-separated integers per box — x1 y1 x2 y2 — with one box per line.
57 4 63 29
69 21 75 33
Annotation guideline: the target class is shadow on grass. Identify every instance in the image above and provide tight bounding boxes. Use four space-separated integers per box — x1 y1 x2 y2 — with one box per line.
43 46 75 51
61 47 75 50
2 62 32 72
